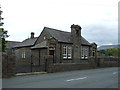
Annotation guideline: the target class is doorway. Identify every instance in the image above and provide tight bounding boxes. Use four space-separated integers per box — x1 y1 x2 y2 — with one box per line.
49 49 55 63
49 50 54 55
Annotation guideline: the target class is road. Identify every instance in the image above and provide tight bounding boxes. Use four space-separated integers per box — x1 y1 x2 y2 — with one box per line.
2 67 119 88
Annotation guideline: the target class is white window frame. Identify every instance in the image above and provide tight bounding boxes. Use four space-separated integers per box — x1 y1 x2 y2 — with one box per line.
81 47 84 59
85 48 88 59
81 47 89 59
63 46 67 59
22 51 26 59
63 46 72 59
68 46 72 59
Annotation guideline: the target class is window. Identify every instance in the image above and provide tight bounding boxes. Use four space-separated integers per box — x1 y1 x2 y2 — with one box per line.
43 36 46 40
63 46 72 59
22 51 25 58
81 47 89 59
68 47 72 59
63 46 67 59
85 48 88 59
81 47 84 59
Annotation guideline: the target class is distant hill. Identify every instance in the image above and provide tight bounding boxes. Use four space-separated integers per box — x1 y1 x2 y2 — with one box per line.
98 44 120 50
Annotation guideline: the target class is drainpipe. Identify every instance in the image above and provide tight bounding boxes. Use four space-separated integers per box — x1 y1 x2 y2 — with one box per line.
30 54 33 72
60 43 62 63
39 49 40 66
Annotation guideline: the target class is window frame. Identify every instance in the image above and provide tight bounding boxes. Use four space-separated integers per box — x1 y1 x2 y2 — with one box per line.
67 46 72 59
22 51 26 59
63 46 67 59
81 46 84 59
63 46 72 59
85 48 88 59
81 46 89 60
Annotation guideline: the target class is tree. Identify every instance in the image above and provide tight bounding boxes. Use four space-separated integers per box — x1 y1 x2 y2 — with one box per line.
0 6 9 52
98 47 120 57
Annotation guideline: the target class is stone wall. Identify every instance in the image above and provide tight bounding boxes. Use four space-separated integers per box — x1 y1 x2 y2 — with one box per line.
45 55 96 73
45 56 119 73
97 56 119 67
0 52 2 78
2 52 16 78
2 53 119 78
47 63 94 73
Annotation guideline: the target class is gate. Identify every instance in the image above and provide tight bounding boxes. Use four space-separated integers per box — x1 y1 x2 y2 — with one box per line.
16 60 31 73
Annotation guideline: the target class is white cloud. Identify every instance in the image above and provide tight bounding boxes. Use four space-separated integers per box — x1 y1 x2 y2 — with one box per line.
1 0 119 45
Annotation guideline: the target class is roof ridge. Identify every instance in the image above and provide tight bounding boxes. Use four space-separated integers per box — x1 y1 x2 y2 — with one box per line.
44 27 70 33
6 40 21 42
23 37 38 41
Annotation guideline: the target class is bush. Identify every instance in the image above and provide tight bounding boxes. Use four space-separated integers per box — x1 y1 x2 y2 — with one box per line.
98 48 120 57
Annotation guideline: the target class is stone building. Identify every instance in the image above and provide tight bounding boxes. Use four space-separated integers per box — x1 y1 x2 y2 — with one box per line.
14 33 37 62
14 24 97 72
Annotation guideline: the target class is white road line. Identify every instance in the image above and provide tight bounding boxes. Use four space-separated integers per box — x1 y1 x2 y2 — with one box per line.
113 72 118 74
66 77 87 82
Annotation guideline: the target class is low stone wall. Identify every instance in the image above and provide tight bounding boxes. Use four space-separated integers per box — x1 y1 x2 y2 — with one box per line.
97 56 119 67
2 54 119 78
2 52 16 78
0 52 2 78
45 56 96 73
45 56 119 73
47 63 94 73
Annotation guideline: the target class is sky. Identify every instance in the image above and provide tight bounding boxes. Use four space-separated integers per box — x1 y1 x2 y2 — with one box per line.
1 0 119 46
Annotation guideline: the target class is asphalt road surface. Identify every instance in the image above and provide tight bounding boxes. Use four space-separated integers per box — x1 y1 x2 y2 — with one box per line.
2 67 119 88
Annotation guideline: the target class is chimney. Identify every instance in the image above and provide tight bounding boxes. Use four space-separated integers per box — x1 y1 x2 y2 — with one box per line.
71 24 82 37
31 32 34 38
70 24 82 61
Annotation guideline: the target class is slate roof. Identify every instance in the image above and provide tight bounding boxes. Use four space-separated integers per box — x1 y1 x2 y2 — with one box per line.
44 27 71 43
14 37 37 48
81 37 90 45
44 27 90 45
14 27 90 48
6 41 21 49
31 40 48 49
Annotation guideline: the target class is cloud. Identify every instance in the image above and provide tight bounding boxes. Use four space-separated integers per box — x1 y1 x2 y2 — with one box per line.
82 23 118 46
1 0 118 46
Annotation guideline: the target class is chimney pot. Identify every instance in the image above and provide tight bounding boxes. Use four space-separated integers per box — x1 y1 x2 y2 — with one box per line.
31 32 34 38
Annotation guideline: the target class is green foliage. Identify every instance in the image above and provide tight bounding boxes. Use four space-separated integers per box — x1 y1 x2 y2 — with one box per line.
98 48 120 57
0 7 9 52
0 28 9 39
0 35 7 52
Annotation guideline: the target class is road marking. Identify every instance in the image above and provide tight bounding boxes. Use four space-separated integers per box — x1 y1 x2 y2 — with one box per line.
66 77 87 82
113 72 118 74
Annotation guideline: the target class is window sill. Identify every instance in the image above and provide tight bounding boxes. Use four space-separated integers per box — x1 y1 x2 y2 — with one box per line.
81 59 88 60
63 58 72 60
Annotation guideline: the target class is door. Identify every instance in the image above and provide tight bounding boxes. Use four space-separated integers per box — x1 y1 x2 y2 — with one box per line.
49 50 55 63
49 50 54 55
